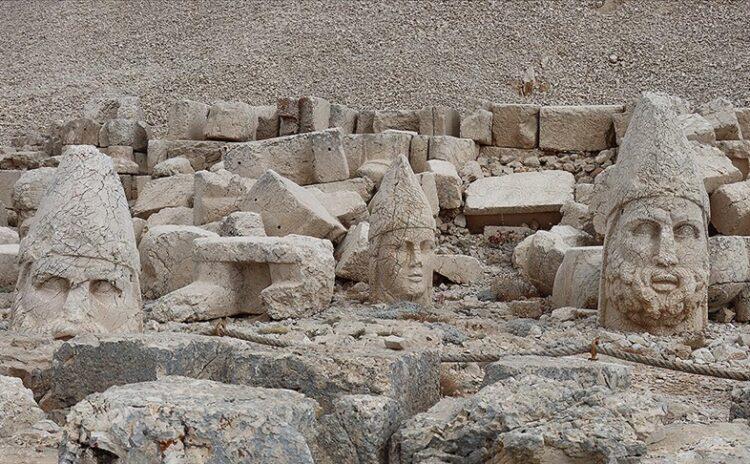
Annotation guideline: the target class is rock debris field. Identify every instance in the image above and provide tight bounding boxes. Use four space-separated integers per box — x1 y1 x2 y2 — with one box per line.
0 1 750 463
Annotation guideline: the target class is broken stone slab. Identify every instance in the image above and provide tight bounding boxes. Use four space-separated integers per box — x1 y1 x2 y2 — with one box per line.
41 332 440 418
612 109 632 145
432 254 482 285
204 100 258 142
151 156 194 177
98 119 150 151
464 171 575 233
0 227 19 245
59 376 320 464
552 245 602 309
730 384 750 419
138 225 218 299
132 173 194 218
482 355 632 390
239 170 346 242
737 107 750 139
559 200 596 237
539 105 623 151
356 159 392 186
427 135 478 169
60 118 100 146
148 234 335 321
460 108 492 145
219 211 265 237
167 99 210 140
329 103 358 134
299 96 331 133
147 139 234 172
83 95 144 123
0 244 18 288
692 142 742 193
277 96 300 136
145 206 193 227
334 221 370 282
426 159 462 210
491 103 539 148
100 145 135 162
310 188 368 228
252 104 279 140
677 113 716 144
193 169 255 225
408 134 429 173
355 110 375 134
224 129 349 185
714 139 750 179
710 179 750 235
418 106 460 137
342 131 413 174
0 333 61 402
418 172 440 217
707 235 750 320
698 97 743 141
11 167 56 235
642 421 750 463
0 150 49 170
373 110 420 133
306 177 376 203
0 170 23 209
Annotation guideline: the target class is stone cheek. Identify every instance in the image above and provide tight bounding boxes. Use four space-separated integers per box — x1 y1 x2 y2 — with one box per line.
369 228 434 307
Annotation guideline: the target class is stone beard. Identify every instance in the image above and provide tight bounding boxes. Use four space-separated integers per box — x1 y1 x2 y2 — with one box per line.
601 196 708 334
369 227 434 306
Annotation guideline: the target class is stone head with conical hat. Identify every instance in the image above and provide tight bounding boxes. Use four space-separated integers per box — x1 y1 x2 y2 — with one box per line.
9 145 142 339
591 92 709 335
368 155 436 306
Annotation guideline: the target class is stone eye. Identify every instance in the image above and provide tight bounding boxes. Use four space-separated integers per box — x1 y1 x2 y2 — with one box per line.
674 223 698 239
36 276 68 293
90 280 121 297
631 221 659 238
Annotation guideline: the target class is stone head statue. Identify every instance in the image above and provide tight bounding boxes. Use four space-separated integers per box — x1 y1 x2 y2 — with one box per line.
9 146 142 339
591 93 709 335
368 155 436 306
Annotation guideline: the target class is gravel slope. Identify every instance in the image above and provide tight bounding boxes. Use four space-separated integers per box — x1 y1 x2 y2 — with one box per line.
1 0 749 141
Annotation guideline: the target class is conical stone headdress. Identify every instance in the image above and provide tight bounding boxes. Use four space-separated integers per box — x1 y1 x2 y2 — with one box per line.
18 145 140 283
368 155 435 242
591 92 709 232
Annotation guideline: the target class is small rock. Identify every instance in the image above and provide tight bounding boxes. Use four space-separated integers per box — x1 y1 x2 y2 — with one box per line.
384 335 407 351
691 347 715 364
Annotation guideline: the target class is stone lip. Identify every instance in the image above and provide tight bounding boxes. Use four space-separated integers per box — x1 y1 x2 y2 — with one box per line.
465 171 575 215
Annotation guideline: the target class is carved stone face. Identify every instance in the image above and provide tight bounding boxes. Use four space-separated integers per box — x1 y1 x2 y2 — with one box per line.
11 255 141 340
602 196 708 333
370 227 434 306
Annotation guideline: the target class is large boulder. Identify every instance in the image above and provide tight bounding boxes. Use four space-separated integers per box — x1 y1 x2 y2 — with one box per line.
204 100 258 142
132 174 194 219
167 99 210 140
490 103 539 148
710 179 750 235
193 169 255 225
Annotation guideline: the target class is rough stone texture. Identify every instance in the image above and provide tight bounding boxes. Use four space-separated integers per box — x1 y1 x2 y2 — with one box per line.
239 169 346 242
277 96 300 136
60 118 100 146
151 156 194 177
98 118 149 151
373 110 420 133
149 235 335 321
299 96 331 133
698 97 743 141
342 131 413 174
307 177 375 203
0 170 23 210
464 171 575 232
312 129 350 183
692 142 742 193
710 179 750 235
193 169 254 225
552 245 603 310
432 254 482 285
642 421 750 464
219 211 265 237
42 332 440 418
329 103 358 134
0 227 19 245
459 108 492 145
714 139 750 179
147 139 233 172
707 235 750 320
391 374 665 464
737 107 750 139
591 93 709 335
356 159 391 187
167 99 210 140
311 188 368 229
539 104 622 151
678 113 716 144
418 172 440 217
59 376 320 464
426 159 462 210
145 206 194 227
0 244 19 289
132 173 194 218
204 100 258 142
408 134 429 173
335 221 370 282
427 135 478 169
138 225 218 300
9 146 142 338
83 95 144 123
730 384 750 419
491 104 539 149
369 156 436 306
252 104 280 140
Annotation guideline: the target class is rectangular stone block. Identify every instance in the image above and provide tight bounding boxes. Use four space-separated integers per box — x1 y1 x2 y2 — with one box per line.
329 104 358 134
252 105 279 140
460 109 492 145
491 104 539 148
167 99 210 140
277 97 299 136
418 106 460 136
306 177 375 203
311 129 350 183
428 136 478 169
408 135 429 174
0 170 23 207
355 110 375 134
737 108 750 140
193 170 255 225
372 110 420 133
204 101 258 142
299 96 331 133
0 244 19 289
539 105 623 152
341 132 413 174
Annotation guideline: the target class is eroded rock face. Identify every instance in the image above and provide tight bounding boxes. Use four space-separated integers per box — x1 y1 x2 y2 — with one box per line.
368 156 436 306
9 146 142 339
591 93 709 335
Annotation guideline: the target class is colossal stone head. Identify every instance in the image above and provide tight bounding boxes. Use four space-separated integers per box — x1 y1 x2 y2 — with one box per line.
368 156 436 306
9 146 142 339
591 93 709 335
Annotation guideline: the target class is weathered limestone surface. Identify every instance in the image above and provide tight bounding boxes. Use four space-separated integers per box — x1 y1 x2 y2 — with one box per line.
11 168 64 233
329 103 358 134
83 96 144 123
715 139 750 179
698 97 743 141
132 173 194 218
193 169 255 225
342 131 412 174
152 156 194 177
59 376 320 464
464 171 575 232
204 100 258 142
307 177 376 203
418 106 460 137
98 119 149 151
491 103 539 148
482 355 631 389
145 206 194 227
219 211 265 237
427 135 478 168
459 108 492 145
677 113 716 144
0 227 19 245
167 99 210 140
252 104 280 140
707 235 750 321
278 96 300 136
540 104 623 151
335 221 370 282
239 170 346 242
60 118 100 146
311 188 368 228
138 225 218 300
737 107 750 139
299 96 331 133
0 170 23 208
0 244 18 289
373 110 420 133
692 142 742 193
591 93 709 335
433 254 482 285
552 245 603 309
9 146 142 339
426 159 462 210
418 172 440 217
147 139 233 171
710 179 750 235
42 333 440 417
149 235 335 321
642 421 750 463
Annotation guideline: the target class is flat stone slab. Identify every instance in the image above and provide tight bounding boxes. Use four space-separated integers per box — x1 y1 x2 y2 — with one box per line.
41 332 440 417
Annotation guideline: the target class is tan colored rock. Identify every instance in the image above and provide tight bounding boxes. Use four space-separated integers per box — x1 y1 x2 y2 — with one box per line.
612 110 632 146
677 113 716 144
698 97 743 141
426 159 462 210
100 145 134 162
98 119 150 151
9 146 142 339
368 156 435 306
277 96 300 136
152 156 194 177
239 170 346 242
427 136 478 169
299 96 331 133
433 254 482 285
710 179 750 235
335 222 369 282
491 104 539 148
591 93 709 335
0 244 19 289
418 172 440 217
329 103 358 134
707 235 750 318
132 174 194 219
0 170 23 209
84 95 144 123
145 206 194 227
0 227 18 245
307 177 375 203
139 225 218 300
464 171 575 233
460 109 492 145
714 139 750 179
692 142 742 193
193 169 255 225
149 235 334 321
408 134 429 173
342 131 413 174
311 188 368 228
552 246 602 309
737 107 750 139
167 99 209 140
373 110 420 133
252 104 279 140
204 100 258 142
540 105 622 151
11 167 55 235
312 129 350 183
147 139 232 172
355 110 375 134
60 118 100 146
575 183 595 205
218 211 265 237
132 217 146 244
418 106 460 136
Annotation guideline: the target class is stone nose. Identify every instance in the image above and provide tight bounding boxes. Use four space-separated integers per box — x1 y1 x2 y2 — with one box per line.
655 227 678 267
60 282 91 324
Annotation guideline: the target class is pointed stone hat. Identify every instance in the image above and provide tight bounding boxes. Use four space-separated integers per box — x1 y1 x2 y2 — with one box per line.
368 155 435 241
591 92 709 233
18 145 140 283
